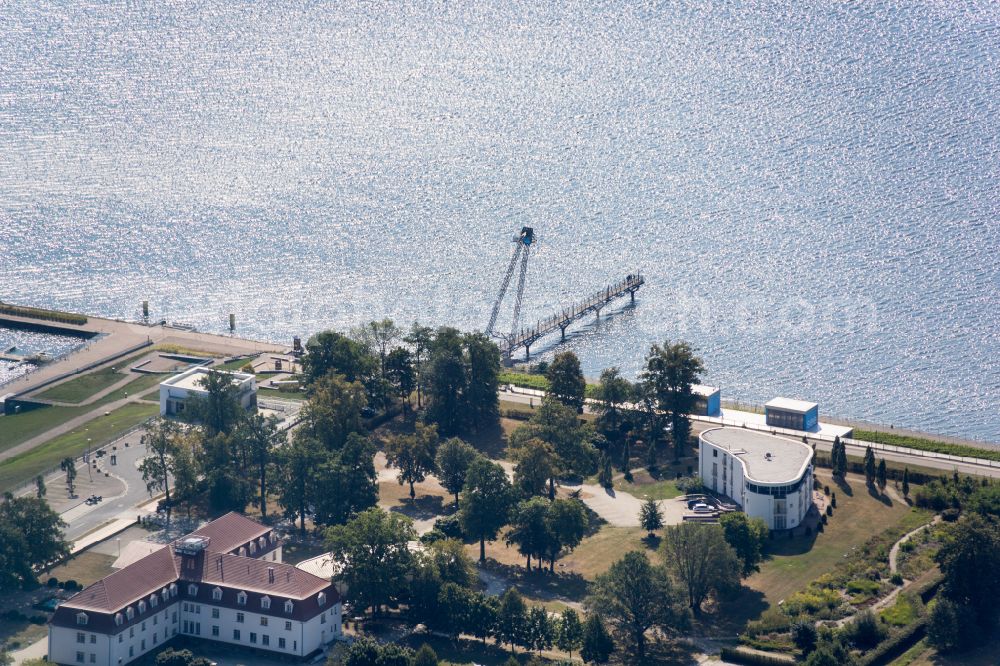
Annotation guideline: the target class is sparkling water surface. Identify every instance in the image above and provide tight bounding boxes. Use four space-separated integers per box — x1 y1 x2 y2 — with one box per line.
1 1 998 440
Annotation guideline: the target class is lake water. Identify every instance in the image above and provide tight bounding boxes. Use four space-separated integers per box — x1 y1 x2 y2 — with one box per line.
0 1 997 441
0 328 87 386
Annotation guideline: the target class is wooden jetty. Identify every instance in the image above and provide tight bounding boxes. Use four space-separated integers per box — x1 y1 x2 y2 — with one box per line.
503 273 644 361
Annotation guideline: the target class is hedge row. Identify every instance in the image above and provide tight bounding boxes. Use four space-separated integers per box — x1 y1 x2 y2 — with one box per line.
0 302 88 326
853 429 1000 462
719 647 795 666
860 617 928 666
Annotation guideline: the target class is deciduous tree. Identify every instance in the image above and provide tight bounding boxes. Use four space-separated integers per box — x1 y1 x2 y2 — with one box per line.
863 446 876 486
593 367 633 438
546 351 586 412
719 512 769 577
325 508 415 616
556 608 584 659
586 551 687 660
459 458 514 562
385 423 438 501
661 522 740 613
435 437 479 507
496 588 528 653
639 341 704 460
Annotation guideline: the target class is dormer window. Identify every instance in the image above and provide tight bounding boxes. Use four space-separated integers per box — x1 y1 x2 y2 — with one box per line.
114 613 123 627
284 601 293 614
317 592 326 606
76 612 88 626
237 591 247 606
260 596 270 610
125 607 134 621
161 590 169 603
150 594 158 607
187 584 198 597
258 536 266 549
169 584 178 597
212 587 223 601
137 601 146 614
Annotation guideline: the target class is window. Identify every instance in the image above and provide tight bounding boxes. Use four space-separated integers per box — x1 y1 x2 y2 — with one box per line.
161 590 169 604
129 628 134 639
153 633 157 644
713 449 718 457
114 613 123 627
76 613 88 626
212 608 219 619
126 607 134 621
172 612 177 623
90 655 96 664
141 640 146 651
153 615 158 625
170 583 178 597
129 647 134 658
260 617 268 627
236 613 245 623
212 626 219 637
77 633 85 644
284 621 292 631
250 632 257 644
187 584 198 596
90 635 96 644
284 600 294 614
278 638 286 649
150 594 158 608
212 587 222 601
233 630 241 641
260 596 270 610
317 592 326 606
237 591 247 606
320 612 326 624
76 652 84 663
262 635 269 646
118 636 122 644
141 622 146 632
138 601 146 614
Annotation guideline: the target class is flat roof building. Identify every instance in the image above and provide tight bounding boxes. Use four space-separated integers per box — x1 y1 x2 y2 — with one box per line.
692 384 722 417
699 427 815 530
159 367 256 417
765 397 819 432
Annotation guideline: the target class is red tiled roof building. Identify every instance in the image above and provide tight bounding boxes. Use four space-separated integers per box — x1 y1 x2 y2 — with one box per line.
48 513 341 666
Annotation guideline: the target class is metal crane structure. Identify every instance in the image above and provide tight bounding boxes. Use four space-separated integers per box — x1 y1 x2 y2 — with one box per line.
485 226 535 349
485 225 644 364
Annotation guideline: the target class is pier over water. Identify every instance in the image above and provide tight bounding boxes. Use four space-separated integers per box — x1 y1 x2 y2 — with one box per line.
503 273 644 362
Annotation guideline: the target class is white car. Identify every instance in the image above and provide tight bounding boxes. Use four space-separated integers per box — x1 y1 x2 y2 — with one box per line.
691 502 713 513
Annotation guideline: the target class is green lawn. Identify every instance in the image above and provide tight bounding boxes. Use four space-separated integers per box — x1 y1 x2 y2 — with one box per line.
0 404 99 452
748 471 932 605
854 429 1000 462
258 387 307 401
0 402 158 491
35 352 153 403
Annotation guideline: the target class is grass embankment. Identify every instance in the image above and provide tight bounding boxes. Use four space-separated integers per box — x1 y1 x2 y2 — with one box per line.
0 402 158 491
258 387 308 401
36 352 153 403
748 471 931 604
0 302 87 326
854 429 1000 462
499 371 600 399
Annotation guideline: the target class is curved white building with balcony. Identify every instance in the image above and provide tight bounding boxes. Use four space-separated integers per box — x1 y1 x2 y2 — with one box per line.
699 427 814 530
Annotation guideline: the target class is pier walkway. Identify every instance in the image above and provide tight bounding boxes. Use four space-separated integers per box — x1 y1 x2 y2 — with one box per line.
503 273 644 360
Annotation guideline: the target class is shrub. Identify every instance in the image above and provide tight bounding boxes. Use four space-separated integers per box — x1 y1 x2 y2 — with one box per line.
831 493 837 508
844 610 885 649
432 515 463 539
63 580 79 591
859 617 928 666
821 513 828 525
792 621 818 654
785 588 841 615
847 579 880 595
745 607 791 637
941 508 960 522
890 573 903 586
29 615 47 625
824 485 830 495
46 577 58 588
676 474 704 494
826 505 833 517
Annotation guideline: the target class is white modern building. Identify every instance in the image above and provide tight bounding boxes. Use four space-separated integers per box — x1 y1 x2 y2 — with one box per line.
49 513 341 666
159 367 257 417
699 427 814 530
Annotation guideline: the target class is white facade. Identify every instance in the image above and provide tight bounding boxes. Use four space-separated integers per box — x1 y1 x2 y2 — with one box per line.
159 367 257 417
699 427 814 530
49 515 339 666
